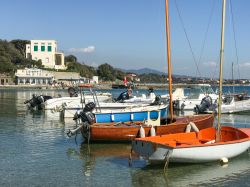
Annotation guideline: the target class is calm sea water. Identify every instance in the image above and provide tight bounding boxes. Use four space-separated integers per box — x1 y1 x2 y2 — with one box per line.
0 87 250 187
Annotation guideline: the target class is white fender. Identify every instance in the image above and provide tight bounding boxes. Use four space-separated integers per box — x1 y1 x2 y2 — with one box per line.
139 126 145 138
185 124 192 133
150 126 156 136
189 122 199 132
111 114 115 122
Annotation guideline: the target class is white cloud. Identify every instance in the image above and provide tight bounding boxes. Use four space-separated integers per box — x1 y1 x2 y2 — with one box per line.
69 45 95 53
202 61 217 67
239 62 250 68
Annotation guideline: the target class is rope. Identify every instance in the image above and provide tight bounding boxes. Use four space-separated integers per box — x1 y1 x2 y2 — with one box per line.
163 149 173 173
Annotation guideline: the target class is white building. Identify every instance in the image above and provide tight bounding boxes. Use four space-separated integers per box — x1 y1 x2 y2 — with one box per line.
15 68 53 85
26 40 66 70
91 76 99 84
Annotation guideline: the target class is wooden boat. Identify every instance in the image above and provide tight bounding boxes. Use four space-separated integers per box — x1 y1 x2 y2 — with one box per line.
132 0 250 164
82 114 214 141
132 126 250 163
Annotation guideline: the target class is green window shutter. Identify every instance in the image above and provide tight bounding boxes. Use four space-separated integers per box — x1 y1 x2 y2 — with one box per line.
48 46 52 52
41 46 45 52
34 45 38 51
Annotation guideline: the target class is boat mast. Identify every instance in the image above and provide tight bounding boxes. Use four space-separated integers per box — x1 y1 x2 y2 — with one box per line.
217 0 226 141
165 0 174 121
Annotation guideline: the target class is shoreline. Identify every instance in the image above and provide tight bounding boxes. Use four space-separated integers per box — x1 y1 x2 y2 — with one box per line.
0 83 250 90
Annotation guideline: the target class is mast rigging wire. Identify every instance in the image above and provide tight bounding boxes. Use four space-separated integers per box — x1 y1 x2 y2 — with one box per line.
173 0 216 79
229 0 241 80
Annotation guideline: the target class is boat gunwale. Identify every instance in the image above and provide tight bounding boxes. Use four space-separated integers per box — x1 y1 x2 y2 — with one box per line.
134 126 250 149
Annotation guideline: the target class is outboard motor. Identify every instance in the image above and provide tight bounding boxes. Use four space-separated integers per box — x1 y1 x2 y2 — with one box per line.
151 95 162 105
194 96 213 114
74 102 96 124
68 87 78 97
68 102 96 139
114 91 130 102
24 94 52 110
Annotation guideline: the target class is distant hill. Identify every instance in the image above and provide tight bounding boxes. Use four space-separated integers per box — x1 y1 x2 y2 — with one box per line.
121 68 194 78
122 68 166 75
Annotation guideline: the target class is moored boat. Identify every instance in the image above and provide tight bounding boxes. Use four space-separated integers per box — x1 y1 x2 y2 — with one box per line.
132 126 250 163
132 0 250 165
82 114 214 142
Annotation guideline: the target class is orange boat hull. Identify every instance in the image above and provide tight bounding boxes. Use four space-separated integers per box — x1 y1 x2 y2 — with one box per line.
82 114 214 142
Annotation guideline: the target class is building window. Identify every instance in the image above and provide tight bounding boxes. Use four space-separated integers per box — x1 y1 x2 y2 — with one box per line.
34 45 38 51
6 79 8 83
48 46 52 52
41 46 45 52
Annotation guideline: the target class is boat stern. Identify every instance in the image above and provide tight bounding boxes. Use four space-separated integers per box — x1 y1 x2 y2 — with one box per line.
132 139 172 161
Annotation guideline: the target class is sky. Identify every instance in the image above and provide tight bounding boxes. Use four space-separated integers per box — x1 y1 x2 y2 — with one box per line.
1 0 250 79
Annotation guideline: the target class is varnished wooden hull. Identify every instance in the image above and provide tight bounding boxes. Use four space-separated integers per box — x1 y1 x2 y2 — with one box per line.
82 114 214 142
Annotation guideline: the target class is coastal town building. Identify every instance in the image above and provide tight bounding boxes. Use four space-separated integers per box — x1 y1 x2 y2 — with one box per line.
52 71 81 86
0 74 14 85
25 40 66 70
15 68 53 85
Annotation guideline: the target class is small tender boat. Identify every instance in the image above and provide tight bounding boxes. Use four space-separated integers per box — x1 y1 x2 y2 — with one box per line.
24 86 112 110
68 102 214 142
81 114 214 142
61 101 166 118
94 104 168 123
196 93 250 114
174 84 218 111
132 126 250 163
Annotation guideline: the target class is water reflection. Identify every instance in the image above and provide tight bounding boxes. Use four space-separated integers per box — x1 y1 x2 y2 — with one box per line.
1 89 250 186
131 152 250 186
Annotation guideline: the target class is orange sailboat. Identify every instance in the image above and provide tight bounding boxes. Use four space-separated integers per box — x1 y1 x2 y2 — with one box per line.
132 0 250 163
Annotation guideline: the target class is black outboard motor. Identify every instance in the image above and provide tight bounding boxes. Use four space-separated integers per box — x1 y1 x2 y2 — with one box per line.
151 95 162 105
24 94 52 110
194 95 214 114
115 91 130 102
68 102 96 139
68 87 78 97
74 102 96 124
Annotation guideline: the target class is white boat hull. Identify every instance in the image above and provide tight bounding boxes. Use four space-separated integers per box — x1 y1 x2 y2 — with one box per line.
132 127 250 163
134 141 250 163
42 95 111 110
62 103 167 118
221 99 250 113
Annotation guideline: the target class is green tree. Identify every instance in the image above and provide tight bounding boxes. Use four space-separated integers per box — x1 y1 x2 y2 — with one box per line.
0 56 15 73
114 69 126 80
97 63 115 81
65 55 77 64
10 39 30 57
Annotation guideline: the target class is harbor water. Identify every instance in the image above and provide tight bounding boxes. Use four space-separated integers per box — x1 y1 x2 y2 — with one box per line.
0 87 250 187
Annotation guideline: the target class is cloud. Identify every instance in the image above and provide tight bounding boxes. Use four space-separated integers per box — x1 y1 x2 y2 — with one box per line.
69 46 95 53
239 62 250 68
202 61 217 67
